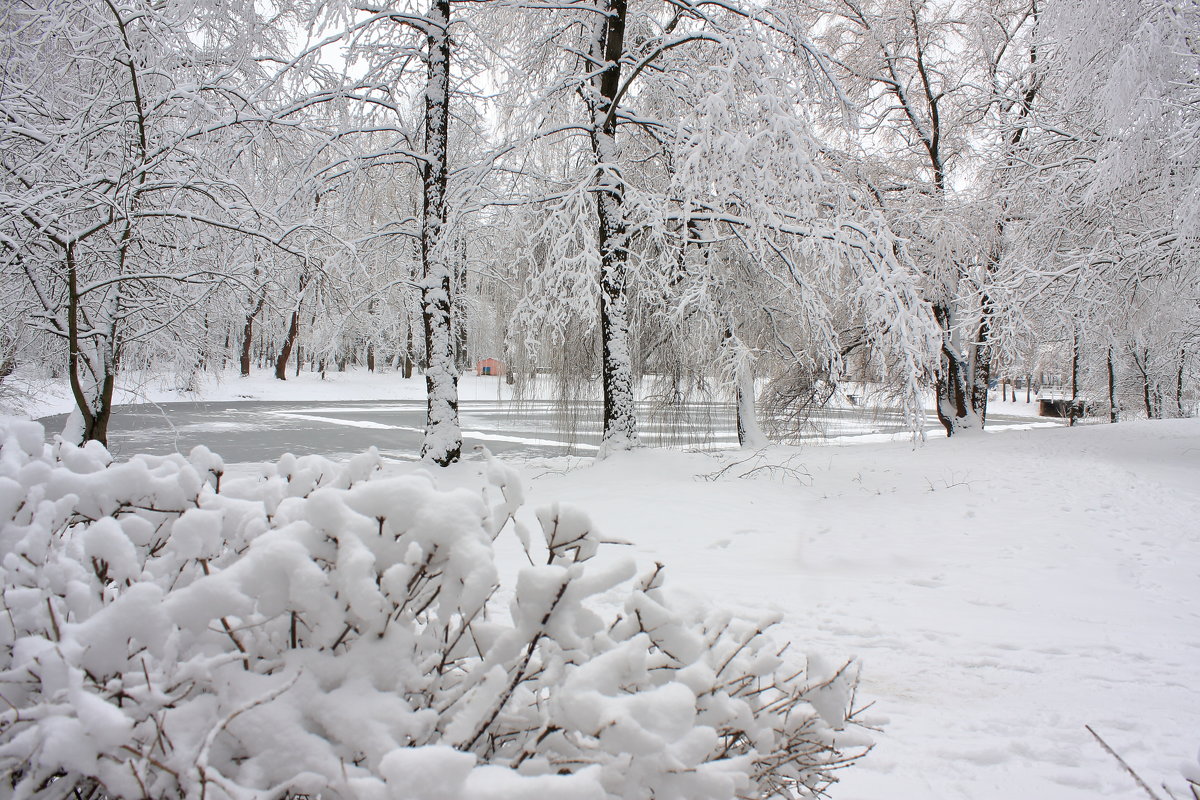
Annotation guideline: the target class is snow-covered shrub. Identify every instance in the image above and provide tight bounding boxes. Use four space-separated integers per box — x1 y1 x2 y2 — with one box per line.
0 418 867 799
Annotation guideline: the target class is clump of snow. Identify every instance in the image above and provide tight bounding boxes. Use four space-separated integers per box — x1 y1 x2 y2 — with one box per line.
0 420 866 799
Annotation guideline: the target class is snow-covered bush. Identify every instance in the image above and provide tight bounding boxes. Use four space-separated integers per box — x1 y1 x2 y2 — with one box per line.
0 419 867 799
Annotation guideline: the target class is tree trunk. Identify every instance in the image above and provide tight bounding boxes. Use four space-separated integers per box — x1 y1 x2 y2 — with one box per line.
502 341 516 385
240 291 265 377
403 323 415 378
63 242 119 446
1069 327 1080 426
970 291 996 425
1137 347 1156 419
1108 345 1119 423
418 0 462 466
933 302 977 436
590 0 638 456
722 324 765 448
453 249 472 373
735 366 765 449
275 310 299 381
1177 347 1185 417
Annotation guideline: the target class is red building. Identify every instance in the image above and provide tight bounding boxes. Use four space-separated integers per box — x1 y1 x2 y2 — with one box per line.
475 358 505 377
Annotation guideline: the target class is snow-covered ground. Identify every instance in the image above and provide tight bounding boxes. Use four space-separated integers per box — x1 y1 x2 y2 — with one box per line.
501 420 1200 800
4 368 1195 798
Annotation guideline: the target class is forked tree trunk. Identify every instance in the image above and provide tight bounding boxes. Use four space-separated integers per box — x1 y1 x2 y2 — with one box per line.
240 289 266 377
418 0 462 466
69 371 117 446
590 0 638 456
933 302 978 436
275 309 299 381
64 243 119 446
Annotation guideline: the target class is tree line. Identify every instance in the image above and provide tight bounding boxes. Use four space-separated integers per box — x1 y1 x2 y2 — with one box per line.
2 0 1196 463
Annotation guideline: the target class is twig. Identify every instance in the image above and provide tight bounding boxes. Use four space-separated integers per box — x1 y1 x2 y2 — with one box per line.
45 598 61 641
1086 724 1163 800
198 559 249 669
196 671 301 800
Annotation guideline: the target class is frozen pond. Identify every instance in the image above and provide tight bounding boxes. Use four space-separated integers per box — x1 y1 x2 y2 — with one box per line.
40 399 737 462
38 399 1051 463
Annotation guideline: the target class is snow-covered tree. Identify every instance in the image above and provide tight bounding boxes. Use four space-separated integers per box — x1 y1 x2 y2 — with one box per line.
810 0 1043 436
288 0 510 464
1002 0 1200 418
0 0 319 444
498 0 938 453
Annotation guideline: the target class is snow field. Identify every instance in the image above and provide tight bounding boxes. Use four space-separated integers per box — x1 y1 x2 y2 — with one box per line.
503 420 1200 799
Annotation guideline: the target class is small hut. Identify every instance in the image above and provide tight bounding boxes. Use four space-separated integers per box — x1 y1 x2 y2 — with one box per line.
1037 389 1091 419
475 357 505 377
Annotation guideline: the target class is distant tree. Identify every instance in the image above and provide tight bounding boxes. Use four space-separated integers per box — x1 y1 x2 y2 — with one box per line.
0 0 316 444
1003 0 1200 418
811 0 1042 436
